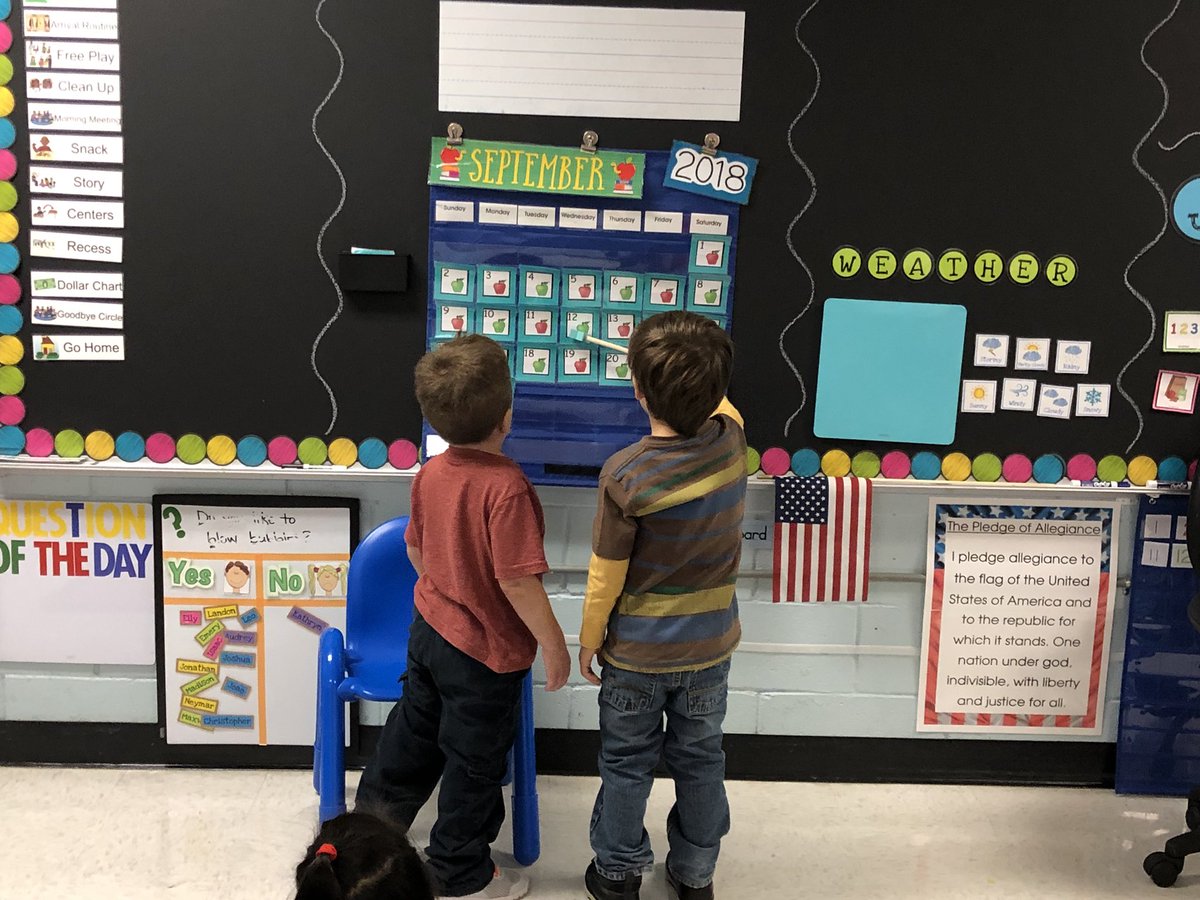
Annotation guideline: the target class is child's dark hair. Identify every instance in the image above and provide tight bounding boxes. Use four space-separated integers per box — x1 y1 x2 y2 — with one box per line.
629 310 733 437
413 334 512 444
225 560 250 575
295 811 433 900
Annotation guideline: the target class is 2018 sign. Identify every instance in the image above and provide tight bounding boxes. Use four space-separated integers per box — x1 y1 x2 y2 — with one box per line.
662 140 757 205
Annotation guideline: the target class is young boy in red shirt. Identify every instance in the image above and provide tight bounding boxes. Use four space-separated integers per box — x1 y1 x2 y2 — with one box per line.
356 334 571 900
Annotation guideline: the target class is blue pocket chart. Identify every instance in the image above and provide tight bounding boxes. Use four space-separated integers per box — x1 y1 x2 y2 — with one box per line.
813 297 967 445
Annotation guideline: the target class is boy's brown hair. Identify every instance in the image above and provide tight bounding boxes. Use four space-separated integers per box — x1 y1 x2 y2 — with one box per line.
628 311 733 437
414 335 512 444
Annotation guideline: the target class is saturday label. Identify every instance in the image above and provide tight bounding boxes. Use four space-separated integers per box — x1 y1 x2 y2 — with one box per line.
30 298 123 330
32 198 124 229
26 39 121 71
28 103 122 132
31 133 123 164
23 10 119 39
30 165 122 197
31 270 123 298
27 72 120 102
32 332 125 361
30 230 123 263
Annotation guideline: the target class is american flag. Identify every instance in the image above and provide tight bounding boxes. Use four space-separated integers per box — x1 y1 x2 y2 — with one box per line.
773 476 873 602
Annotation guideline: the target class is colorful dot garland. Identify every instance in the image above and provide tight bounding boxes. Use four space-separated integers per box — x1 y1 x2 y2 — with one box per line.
0 3 17 440
725 446 1199 486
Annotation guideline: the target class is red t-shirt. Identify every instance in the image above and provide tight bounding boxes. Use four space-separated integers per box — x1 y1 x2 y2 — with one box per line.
406 447 548 673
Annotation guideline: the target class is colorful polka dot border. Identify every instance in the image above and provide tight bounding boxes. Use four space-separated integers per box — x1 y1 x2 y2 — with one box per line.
0 432 1195 486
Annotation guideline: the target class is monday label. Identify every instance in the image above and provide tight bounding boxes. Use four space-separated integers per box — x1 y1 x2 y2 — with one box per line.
32 198 124 229
26 40 121 71
30 298 123 330
28 103 122 132
31 270 123 298
30 165 122 197
31 134 123 164
27 72 120 102
23 10 119 39
30 230 123 263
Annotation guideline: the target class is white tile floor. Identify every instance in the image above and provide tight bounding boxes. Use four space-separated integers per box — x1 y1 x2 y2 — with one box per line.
0 766 1192 899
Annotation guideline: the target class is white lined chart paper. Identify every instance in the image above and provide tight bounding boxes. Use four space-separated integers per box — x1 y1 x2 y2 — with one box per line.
439 2 745 121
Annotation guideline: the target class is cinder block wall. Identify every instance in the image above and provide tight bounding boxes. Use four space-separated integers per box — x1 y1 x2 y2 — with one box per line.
0 469 1136 743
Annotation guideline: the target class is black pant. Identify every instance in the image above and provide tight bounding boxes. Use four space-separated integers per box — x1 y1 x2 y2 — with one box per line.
355 615 527 896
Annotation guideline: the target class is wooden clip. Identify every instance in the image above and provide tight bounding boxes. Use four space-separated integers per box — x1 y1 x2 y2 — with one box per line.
580 130 599 153
446 122 464 146
701 133 720 156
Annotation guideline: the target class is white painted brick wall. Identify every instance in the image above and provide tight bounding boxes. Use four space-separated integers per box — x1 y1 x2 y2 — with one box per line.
0 469 1139 745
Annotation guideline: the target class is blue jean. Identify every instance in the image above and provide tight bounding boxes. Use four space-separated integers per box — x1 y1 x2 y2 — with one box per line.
590 658 731 889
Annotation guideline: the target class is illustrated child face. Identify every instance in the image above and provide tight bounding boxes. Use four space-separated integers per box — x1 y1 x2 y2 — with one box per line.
315 565 342 594
225 561 250 590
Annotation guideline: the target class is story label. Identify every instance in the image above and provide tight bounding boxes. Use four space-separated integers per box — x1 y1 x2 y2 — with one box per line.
30 230 123 262
31 270 123 298
30 165 123 197
26 40 121 70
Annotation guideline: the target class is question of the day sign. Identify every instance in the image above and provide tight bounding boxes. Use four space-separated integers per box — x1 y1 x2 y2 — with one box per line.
0 500 155 664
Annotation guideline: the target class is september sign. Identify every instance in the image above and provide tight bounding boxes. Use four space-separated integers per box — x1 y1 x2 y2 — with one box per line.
0 499 154 664
429 138 645 199
917 501 1118 735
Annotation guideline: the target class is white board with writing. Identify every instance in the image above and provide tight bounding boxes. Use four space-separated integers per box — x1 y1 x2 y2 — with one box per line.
156 498 356 747
0 500 154 664
917 500 1118 735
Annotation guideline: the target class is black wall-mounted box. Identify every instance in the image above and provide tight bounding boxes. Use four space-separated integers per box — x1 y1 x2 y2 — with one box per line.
337 252 409 293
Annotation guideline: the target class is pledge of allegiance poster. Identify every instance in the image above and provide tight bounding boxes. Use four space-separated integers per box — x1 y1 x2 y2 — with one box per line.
0 499 154 664
917 501 1118 735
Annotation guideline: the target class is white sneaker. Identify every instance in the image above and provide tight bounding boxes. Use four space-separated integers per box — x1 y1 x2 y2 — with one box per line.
449 866 530 900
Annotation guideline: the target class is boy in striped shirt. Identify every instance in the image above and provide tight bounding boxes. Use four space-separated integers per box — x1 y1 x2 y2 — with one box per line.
579 311 745 900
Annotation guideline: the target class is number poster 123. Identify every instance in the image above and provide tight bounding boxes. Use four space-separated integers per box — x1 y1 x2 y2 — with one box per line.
662 140 757 205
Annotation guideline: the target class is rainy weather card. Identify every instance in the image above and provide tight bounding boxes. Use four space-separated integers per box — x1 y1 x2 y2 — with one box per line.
1013 338 1051 371
1037 384 1074 419
1153 370 1199 414
973 334 1009 368
1075 384 1111 418
1054 340 1091 375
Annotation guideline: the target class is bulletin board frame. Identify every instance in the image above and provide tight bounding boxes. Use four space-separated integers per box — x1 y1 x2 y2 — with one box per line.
152 494 360 767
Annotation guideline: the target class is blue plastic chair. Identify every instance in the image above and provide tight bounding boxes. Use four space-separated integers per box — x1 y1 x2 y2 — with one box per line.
313 515 541 865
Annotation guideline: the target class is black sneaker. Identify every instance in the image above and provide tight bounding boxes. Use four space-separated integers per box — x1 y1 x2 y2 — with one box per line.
666 867 714 900
585 860 641 900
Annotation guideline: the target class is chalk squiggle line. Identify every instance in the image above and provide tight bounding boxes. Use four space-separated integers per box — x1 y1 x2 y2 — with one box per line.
1159 131 1200 152
779 0 822 438
309 0 348 436
1117 0 1180 454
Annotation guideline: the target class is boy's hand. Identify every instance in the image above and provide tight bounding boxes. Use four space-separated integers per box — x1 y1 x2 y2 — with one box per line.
543 640 571 692
578 646 601 686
